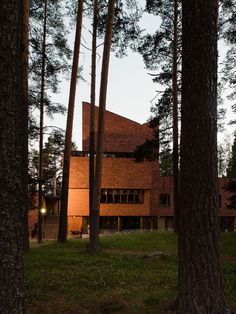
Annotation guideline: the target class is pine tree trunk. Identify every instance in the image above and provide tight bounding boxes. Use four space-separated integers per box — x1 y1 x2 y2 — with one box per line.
93 0 115 253
0 1 25 312
89 0 98 253
172 0 179 232
38 0 47 243
58 0 84 242
21 0 29 252
178 1 231 313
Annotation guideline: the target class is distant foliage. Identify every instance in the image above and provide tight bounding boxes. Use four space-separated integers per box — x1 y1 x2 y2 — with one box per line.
29 0 73 140
220 0 236 124
225 133 236 209
29 130 77 196
137 0 227 156
226 133 236 178
138 0 181 147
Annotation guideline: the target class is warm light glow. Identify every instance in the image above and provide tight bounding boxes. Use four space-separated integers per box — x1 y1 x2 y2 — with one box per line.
41 208 46 215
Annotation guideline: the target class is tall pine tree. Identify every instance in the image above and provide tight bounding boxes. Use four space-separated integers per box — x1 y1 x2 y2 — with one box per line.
178 1 231 312
0 1 26 311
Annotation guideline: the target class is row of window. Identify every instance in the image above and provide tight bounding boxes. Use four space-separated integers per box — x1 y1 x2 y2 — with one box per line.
71 151 134 158
100 192 223 208
159 194 223 208
100 189 144 204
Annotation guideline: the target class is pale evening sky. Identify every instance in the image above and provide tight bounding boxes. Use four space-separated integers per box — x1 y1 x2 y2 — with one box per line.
47 8 234 149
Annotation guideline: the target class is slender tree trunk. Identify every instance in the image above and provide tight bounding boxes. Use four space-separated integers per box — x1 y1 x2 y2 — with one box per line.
178 1 231 313
58 0 84 242
38 0 47 243
89 0 98 253
0 1 26 312
21 0 29 252
93 0 115 253
172 0 179 232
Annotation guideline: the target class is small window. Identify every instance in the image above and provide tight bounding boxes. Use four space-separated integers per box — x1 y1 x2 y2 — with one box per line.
128 190 135 204
107 189 113 203
121 190 128 203
137 190 144 204
114 190 121 203
100 189 106 203
160 194 170 207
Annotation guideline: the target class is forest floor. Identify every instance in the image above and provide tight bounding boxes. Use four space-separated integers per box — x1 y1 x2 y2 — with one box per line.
24 232 236 313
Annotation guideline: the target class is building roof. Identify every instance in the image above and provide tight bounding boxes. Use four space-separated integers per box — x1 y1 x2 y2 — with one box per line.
82 102 152 153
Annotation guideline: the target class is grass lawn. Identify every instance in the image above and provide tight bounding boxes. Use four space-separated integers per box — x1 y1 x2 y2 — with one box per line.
24 232 236 313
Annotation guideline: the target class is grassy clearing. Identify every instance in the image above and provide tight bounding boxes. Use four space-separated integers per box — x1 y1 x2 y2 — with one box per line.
24 232 236 313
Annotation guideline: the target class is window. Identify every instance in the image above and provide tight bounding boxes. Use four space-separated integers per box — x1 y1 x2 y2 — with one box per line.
107 189 113 203
100 189 144 204
160 194 170 207
121 190 128 203
128 189 135 204
114 190 121 203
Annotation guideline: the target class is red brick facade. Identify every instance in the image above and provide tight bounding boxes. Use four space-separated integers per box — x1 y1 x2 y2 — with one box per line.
67 102 236 233
82 101 153 153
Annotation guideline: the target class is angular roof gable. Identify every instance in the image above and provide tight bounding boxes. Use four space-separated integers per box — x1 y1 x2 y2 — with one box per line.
82 102 152 153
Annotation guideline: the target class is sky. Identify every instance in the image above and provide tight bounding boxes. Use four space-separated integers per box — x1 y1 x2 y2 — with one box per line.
51 49 157 148
48 9 160 149
48 6 235 150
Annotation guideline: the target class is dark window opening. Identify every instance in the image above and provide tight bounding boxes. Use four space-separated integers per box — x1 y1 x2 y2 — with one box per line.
121 190 128 203
107 189 113 203
160 194 170 207
122 216 140 229
114 190 121 203
100 217 118 229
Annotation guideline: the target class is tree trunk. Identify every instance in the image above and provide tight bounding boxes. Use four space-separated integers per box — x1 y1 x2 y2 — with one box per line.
93 0 115 253
0 1 26 312
172 0 179 233
21 0 29 252
89 0 98 253
38 0 47 243
58 0 84 242
178 1 231 313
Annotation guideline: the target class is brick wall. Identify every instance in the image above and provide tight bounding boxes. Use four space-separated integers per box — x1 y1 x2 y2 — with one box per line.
82 102 153 153
68 157 155 217
219 177 236 217
69 156 154 189
28 209 38 235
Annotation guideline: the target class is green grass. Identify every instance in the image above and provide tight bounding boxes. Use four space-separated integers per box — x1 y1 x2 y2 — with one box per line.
24 232 236 313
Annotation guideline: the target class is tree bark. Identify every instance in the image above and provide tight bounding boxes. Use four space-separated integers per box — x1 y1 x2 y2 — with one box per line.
21 0 29 252
89 0 98 253
58 0 84 242
172 0 179 233
93 0 115 253
178 1 231 313
38 0 47 243
0 1 25 312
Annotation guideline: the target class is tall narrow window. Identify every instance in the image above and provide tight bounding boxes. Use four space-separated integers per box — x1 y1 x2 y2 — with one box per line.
121 189 128 203
107 189 113 203
100 189 107 203
114 190 121 203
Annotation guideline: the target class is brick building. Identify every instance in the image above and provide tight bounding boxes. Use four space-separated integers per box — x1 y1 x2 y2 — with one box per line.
67 102 236 234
